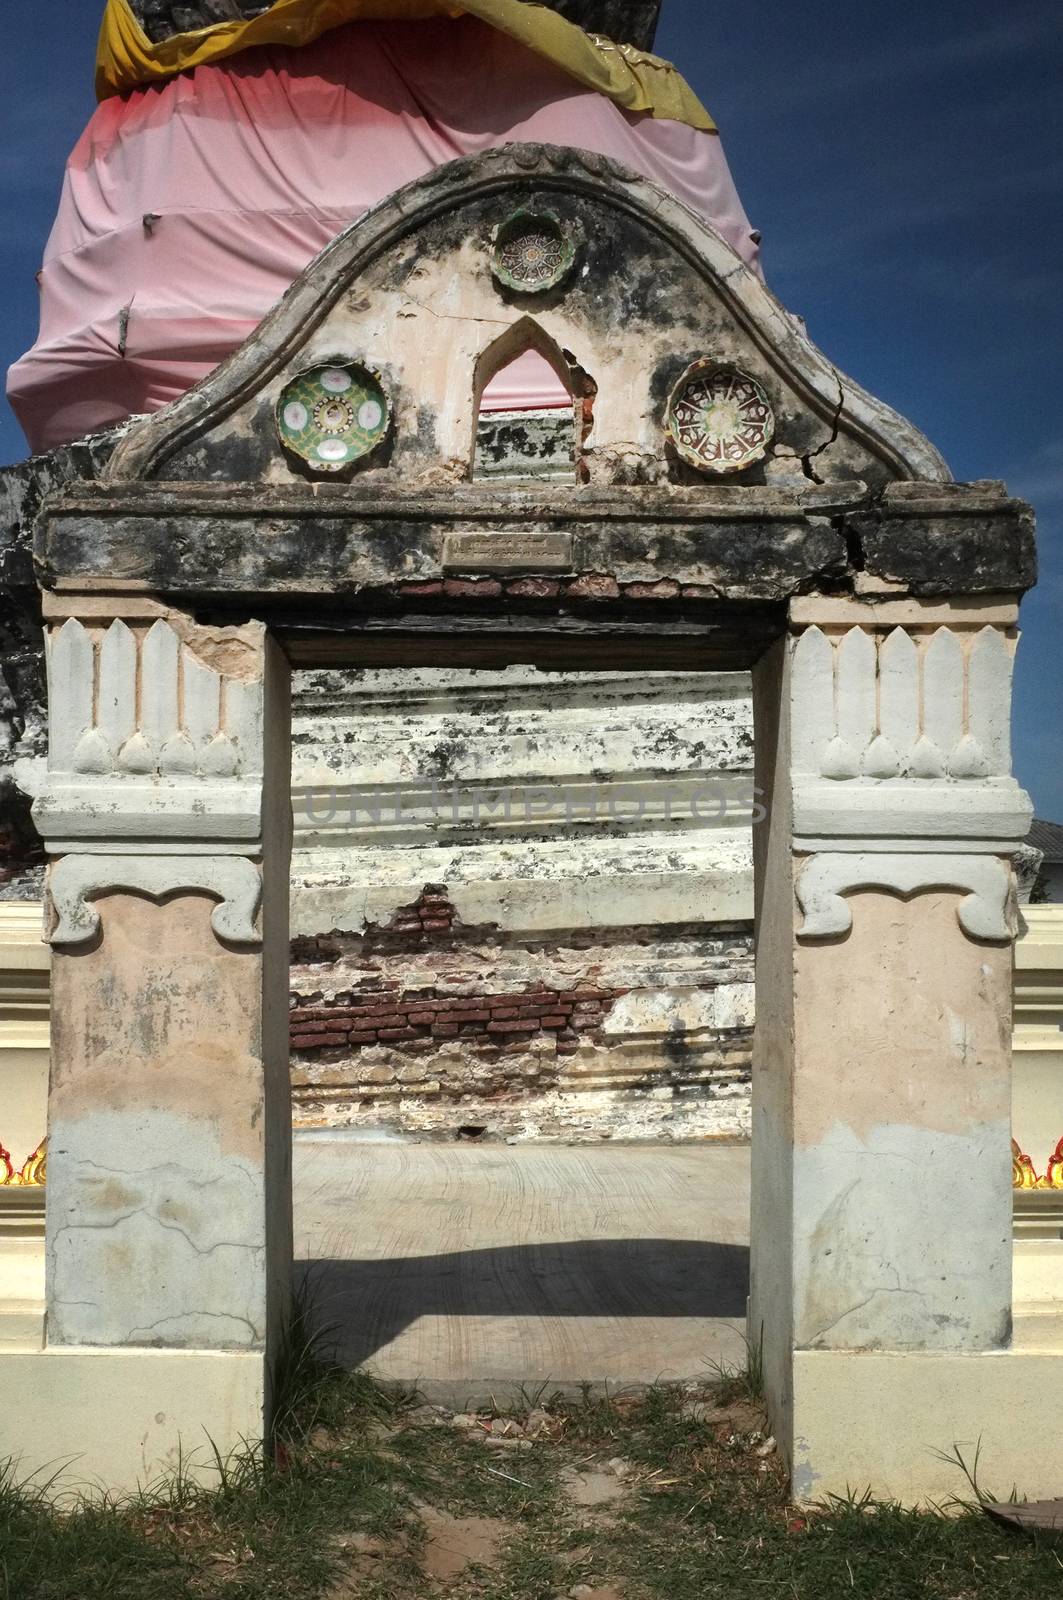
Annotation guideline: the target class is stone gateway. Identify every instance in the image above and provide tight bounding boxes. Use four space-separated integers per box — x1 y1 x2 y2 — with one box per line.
0 2 1055 1509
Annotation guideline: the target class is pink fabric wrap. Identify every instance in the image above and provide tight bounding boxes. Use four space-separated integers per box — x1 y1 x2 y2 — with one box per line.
480 348 571 411
7 18 760 452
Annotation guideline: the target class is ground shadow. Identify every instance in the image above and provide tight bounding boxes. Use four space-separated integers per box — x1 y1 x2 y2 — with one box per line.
297 1237 749 1370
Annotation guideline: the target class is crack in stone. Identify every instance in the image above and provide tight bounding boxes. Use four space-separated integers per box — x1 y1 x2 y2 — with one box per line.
124 1309 260 1343
807 1280 922 1346
399 288 509 329
70 1156 258 1189
51 1208 262 1260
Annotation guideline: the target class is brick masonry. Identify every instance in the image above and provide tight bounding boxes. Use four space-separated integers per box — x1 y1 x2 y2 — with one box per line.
289 888 756 1142
290 889 624 1061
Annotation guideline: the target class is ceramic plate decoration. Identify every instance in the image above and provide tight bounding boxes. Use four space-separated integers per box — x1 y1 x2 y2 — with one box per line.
491 210 578 294
666 361 775 474
277 361 390 473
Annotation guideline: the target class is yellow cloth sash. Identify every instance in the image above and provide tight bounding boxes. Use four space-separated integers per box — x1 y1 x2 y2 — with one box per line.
95 0 715 129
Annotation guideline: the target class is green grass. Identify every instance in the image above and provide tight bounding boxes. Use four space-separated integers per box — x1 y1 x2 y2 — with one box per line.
2 1365 1062 1600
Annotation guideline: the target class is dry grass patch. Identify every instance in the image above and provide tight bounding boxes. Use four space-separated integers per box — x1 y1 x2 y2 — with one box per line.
3 1369 1063 1599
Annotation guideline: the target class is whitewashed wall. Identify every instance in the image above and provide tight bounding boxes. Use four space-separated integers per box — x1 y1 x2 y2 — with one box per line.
288 666 757 1140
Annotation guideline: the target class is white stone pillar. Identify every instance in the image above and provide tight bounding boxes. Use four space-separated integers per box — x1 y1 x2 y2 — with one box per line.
15 602 292 1480
752 596 1033 1499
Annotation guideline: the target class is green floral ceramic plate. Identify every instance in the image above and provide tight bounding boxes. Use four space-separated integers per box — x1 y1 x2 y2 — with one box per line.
277 361 390 474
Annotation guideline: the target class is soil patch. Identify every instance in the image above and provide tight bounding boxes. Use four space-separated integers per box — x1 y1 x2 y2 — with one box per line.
416 1506 512 1582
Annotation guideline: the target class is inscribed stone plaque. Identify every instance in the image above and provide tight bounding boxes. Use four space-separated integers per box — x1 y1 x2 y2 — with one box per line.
442 532 574 572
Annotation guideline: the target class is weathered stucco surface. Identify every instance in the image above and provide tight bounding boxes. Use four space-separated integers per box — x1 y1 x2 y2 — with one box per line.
37 606 294 1362
290 923 755 1141
109 149 948 493
47 893 274 1347
792 891 1013 1352
287 662 755 1139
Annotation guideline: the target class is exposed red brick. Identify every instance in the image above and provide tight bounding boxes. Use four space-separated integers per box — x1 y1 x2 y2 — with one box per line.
443 577 503 599
565 572 620 601
506 577 561 599
289 1007 354 1024
290 978 622 1065
682 584 720 600
623 579 681 600
398 580 445 598
421 918 453 933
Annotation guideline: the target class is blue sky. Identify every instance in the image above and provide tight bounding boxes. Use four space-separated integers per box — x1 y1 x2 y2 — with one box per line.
0 2 1060 815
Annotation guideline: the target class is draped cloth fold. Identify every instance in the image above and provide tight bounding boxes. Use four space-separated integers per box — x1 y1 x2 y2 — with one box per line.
96 0 715 128
8 16 758 452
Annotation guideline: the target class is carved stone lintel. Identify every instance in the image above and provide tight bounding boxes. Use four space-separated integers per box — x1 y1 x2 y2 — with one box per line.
48 855 263 948
795 852 1015 944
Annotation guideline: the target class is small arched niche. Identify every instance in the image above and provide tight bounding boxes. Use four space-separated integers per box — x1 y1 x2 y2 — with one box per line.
471 322 589 485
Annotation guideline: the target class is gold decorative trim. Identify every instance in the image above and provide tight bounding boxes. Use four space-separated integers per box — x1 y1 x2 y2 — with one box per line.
0 1138 47 1188
1013 1136 1063 1191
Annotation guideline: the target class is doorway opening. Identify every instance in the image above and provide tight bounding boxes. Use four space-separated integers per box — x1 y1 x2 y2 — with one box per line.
288 648 756 1395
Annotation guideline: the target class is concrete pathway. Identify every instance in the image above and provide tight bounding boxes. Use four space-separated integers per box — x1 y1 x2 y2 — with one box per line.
294 1136 751 1403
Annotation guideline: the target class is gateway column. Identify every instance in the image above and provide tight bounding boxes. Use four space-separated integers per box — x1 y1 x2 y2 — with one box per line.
26 598 292 1481
752 595 1031 1501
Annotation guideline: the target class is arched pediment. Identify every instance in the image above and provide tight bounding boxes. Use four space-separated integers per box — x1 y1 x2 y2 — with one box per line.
103 144 950 488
